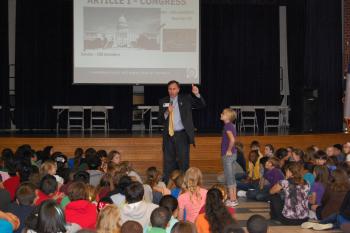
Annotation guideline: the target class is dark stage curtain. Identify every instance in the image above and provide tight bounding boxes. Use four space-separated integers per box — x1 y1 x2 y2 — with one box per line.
145 2 281 132
0 0 10 129
13 0 342 132
15 0 132 130
286 0 306 132
287 0 343 132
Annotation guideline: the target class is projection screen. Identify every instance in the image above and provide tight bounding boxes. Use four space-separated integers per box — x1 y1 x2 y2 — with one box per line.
73 0 200 84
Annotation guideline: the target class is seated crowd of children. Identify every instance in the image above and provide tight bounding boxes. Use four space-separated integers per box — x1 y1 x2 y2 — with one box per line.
228 141 350 231
0 141 348 233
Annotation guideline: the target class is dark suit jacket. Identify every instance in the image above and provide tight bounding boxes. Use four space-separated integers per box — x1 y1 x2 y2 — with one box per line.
158 94 206 144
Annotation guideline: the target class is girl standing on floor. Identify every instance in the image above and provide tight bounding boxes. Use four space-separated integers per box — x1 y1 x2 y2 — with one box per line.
220 108 239 207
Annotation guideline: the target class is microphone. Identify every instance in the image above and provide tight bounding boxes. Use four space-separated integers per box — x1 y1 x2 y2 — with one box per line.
169 100 173 106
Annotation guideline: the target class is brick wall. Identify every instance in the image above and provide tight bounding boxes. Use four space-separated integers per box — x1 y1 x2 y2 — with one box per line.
344 0 350 72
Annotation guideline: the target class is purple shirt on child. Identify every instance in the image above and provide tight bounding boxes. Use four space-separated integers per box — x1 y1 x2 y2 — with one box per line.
311 182 325 205
264 167 284 189
221 123 237 156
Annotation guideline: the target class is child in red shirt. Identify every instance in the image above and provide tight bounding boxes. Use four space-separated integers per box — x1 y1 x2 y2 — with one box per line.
3 162 22 201
35 175 64 206
65 182 97 229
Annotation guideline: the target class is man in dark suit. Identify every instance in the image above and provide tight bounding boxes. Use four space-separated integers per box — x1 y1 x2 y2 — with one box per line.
159 80 206 183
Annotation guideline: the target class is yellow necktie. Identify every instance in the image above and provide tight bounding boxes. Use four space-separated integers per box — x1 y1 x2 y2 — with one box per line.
168 111 174 136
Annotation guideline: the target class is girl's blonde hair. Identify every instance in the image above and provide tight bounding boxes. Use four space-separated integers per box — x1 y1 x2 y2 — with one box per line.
184 167 203 203
39 160 57 175
96 205 121 233
223 108 237 122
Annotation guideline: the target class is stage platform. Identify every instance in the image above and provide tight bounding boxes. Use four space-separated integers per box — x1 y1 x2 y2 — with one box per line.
0 132 349 173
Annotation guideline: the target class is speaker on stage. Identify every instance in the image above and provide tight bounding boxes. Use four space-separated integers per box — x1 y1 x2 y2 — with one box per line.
302 88 318 132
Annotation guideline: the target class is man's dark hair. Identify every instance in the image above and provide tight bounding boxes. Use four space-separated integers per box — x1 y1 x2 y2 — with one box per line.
247 215 268 233
121 220 143 233
150 207 171 229
16 182 36 205
159 195 178 213
39 175 58 195
167 80 180 88
125 181 144 204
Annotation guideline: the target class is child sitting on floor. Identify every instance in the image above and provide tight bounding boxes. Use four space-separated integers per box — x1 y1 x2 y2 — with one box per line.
195 188 236 233
264 144 274 158
308 165 329 207
237 150 262 193
247 157 284 202
302 189 350 231
198 184 235 217
170 173 184 199
314 150 327 166
145 167 170 204
247 215 268 233
269 162 310 225
167 170 181 190
35 175 65 206
178 167 207 223
311 169 350 221
8 182 36 233
107 150 122 165
147 207 171 233
40 160 64 186
65 182 97 229
120 161 143 183
159 195 179 233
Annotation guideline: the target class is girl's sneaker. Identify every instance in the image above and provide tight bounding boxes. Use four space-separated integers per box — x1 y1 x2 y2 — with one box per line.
312 223 333 231
301 222 317 229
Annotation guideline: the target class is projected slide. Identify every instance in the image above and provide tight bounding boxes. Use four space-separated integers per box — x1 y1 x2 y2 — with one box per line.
74 0 200 84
